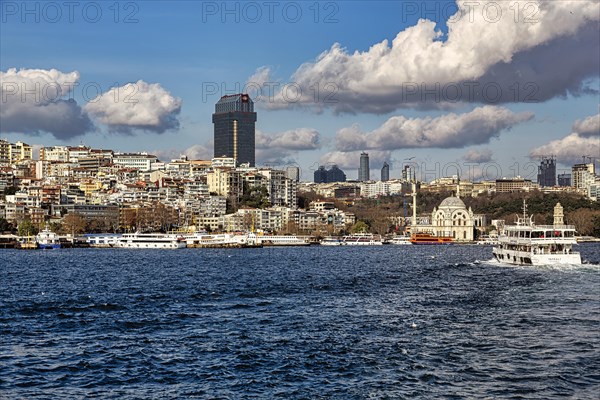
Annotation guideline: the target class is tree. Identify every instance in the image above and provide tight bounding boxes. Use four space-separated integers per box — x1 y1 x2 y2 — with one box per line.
3 186 17 196
18 219 38 236
566 209 600 236
240 184 270 209
0 218 11 233
350 220 369 233
60 213 87 235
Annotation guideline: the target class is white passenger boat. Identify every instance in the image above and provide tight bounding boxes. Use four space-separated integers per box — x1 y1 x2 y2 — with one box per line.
492 201 581 265
85 234 121 247
257 235 310 246
320 236 343 246
340 233 384 246
116 233 187 249
389 235 411 245
36 228 61 249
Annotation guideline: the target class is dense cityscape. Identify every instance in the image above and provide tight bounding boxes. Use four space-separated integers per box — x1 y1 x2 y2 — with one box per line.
2 1 600 398
1 94 598 242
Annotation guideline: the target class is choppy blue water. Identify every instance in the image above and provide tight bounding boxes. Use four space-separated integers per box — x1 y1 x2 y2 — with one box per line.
1 244 599 399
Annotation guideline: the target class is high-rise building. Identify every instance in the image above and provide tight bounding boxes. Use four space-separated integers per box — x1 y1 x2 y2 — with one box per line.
0 140 10 165
402 165 415 182
314 166 327 183
9 141 32 163
314 165 346 183
213 94 257 166
381 162 390 182
557 173 571 187
326 165 346 183
286 166 300 182
537 156 556 187
572 163 595 189
358 152 370 182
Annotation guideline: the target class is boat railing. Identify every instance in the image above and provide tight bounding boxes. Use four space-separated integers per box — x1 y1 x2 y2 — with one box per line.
531 224 576 230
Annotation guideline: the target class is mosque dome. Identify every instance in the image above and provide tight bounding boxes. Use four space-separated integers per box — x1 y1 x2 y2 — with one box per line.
439 196 466 209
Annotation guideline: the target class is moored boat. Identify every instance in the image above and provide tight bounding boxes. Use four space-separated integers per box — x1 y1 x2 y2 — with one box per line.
389 235 411 245
320 236 343 246
340 233 384 246
116 232 187 249
257 235 310 246
36 228 61 249
409 232 453 245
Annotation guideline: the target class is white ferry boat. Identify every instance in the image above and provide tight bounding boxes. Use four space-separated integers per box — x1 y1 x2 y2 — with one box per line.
389 235 411 245
257 235 310 246
320 237 343 246
340 233 384 246
116 233 187 249
36 228 61 249
85 234 121 247
492 202 581 266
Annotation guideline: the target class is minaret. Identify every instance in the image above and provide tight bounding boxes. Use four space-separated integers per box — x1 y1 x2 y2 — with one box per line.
553 202 564 226
456 174 460 198
411 181 417 228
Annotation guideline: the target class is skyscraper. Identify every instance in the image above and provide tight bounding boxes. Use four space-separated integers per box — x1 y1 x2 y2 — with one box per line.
212 94 257 166
537 156 556 187
286 166 300 182
572 163 595 189
327 165 346 183
358 152 370 182
381 162 389 182
314 166 327 183
402 164 415 182
313 165 346 183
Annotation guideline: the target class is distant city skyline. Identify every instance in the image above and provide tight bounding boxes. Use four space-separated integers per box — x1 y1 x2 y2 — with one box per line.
1 1 598 180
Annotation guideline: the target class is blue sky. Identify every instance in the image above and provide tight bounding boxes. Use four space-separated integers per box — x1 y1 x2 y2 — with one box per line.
1 0 599 180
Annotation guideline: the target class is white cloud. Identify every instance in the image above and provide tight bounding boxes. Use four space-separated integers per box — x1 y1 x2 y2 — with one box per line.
530 110 600 165
154 143 213 162
530 133 599 165
0 68 94 138
257 128 320 151
84 80 182 133
256 128 321 164
319 150 392 172
572 112 600 138
253 1 599 113
183 144 213 160
463 148 494 163
334 106 533 151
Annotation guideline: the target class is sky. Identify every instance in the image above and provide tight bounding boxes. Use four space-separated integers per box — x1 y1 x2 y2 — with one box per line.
1 0 599 181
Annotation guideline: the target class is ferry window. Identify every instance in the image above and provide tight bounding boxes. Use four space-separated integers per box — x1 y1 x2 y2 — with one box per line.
564 231 573 237
526 231 531 238
546 231 552 238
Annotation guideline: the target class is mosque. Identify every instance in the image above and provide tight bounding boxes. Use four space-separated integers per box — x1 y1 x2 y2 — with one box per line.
416 182 476 242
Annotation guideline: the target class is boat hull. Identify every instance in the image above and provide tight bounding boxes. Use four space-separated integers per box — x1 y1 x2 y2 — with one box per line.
493 248 582 265
38 243 61 250
117 242 187 249
411 241 453 245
